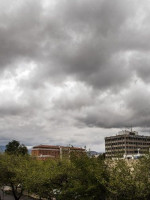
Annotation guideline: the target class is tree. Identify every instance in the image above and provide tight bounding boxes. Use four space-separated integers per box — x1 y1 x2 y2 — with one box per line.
98 153 105 161
133 154 150 200
26 158 59 200
56 153 108 200
107 159 140 200
27 158 73 200
5 140 28 155
25 153 108 200
0 154 30 200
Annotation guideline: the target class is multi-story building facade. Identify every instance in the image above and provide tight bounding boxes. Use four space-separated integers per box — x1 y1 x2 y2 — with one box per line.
105 130 150 158
31 145 85 160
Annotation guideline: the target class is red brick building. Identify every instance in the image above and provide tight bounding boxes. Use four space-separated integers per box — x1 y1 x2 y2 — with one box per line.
31 145 85 160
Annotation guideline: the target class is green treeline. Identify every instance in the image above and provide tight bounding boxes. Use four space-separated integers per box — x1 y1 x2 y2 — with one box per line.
1 152 150 200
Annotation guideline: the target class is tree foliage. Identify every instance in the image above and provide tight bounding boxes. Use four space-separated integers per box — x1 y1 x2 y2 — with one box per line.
0 154 30 200
5 140 28 155
1 150 150 200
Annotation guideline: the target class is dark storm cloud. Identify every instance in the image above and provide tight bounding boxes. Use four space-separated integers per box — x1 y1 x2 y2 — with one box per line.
0 0 136 89
0 105 24 116
45 0 135 89
124 87 150 128
0 1 43 69
0 0 149 88
1 0 150 150
130 53 150 83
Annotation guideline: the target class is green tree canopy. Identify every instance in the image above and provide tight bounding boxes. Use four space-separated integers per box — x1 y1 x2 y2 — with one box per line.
55 153 108 200
5 140 28 155
0 153 30 200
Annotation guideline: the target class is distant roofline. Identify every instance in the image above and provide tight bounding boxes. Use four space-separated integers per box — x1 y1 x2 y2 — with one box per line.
32 145 85 151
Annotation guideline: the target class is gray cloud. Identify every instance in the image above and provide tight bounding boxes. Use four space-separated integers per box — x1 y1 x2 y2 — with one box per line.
0 0 136 89
0 0 150 151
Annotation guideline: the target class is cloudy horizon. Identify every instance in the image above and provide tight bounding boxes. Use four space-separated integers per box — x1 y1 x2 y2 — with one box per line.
1 0 150 152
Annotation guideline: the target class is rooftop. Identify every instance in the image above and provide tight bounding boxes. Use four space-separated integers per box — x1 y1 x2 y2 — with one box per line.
105 130 150 139
32 145 84 151
117 130 138 136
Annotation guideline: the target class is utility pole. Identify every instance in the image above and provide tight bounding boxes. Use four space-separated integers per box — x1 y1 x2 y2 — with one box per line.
60 146 62 160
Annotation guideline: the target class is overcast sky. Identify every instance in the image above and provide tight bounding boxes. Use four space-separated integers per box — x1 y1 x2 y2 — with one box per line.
1 0 150 151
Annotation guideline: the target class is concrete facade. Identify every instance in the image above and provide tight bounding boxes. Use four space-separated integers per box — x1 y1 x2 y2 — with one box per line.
105 130 150 158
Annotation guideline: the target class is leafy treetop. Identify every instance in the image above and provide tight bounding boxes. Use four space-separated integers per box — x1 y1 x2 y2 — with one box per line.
5 140 28 155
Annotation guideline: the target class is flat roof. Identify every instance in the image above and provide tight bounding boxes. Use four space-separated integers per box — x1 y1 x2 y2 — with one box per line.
32 145 85 151
105 134 150 139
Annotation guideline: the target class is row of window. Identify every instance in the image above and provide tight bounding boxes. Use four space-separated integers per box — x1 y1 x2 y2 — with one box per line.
106 152 124 155
106 150 146 155
106 142 150 146
106 146 149 150
39 150 59 155
106 137 150 142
